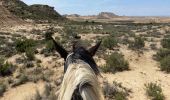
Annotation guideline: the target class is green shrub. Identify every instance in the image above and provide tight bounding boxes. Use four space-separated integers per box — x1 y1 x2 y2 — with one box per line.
160 55 170 73
0 62 14 76
64 27 77 38
102 52 129 73
145 83 165 100
150 44 157 50
129 37 145 50
0 83 6 96
103 81 130 100
45 31 54 40
15 39 35 53
102 36 117 49
154 48 170 61
12 74 28 87
161 38 170 49
25 61 34 68
46 40 55 52
115 92 127 100
25 48 35 61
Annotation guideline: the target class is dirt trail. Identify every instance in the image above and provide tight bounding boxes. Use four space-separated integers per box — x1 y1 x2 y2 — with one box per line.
103 46 170 100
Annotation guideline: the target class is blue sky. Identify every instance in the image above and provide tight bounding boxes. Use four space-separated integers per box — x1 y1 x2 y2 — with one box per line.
22 0 170 16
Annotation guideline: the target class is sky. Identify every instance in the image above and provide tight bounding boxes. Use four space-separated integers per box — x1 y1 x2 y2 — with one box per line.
22 0 170 16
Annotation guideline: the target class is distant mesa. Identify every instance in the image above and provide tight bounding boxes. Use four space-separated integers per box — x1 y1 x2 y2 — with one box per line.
65 12 119 19
64 14 80 17
97 12 118 19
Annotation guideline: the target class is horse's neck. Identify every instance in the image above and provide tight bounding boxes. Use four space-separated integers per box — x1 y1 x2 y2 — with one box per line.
58 62 104 100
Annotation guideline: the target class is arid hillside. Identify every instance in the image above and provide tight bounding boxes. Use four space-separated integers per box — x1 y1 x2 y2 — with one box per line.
0 0 64 27
0 1 24 26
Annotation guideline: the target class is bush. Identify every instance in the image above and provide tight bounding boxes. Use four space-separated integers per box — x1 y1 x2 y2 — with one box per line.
64 27 77 38
160 55 170 73
0 83 6 96
102 52 129 73
154 48 170 61
46 40 55 52
12 74 28 87
115 92 127 100
0 62 14 76
45 30 54 40
103 81 130 100
129 37 145 50
25 48 35 61
161 38 170 49
25 61 34 68
150 44 157 50
145 83 165 100
102 36 117 49
15 39 35 53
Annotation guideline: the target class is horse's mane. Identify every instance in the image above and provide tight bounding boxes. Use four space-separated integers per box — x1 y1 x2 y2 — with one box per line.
58 60 104 100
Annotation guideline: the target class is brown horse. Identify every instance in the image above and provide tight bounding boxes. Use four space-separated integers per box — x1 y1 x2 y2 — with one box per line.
51 37 104 100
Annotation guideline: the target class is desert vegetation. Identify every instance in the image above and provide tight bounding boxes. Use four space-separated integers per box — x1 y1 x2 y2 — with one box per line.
155 36 170 73
102 52 129 73
0 0 170 99
145 82 165 100
103 80 131 100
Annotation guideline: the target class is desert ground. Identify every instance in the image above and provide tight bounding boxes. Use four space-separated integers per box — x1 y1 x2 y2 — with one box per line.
0 21 170 100
1 0 170 100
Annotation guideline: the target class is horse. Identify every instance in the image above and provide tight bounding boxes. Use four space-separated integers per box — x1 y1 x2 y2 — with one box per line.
50 37 104 100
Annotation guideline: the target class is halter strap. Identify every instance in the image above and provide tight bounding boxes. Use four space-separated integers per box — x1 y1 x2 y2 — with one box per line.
66 52 74 62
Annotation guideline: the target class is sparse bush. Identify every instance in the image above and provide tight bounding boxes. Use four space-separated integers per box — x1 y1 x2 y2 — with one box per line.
161 38 170 49
129 37 145 50
102 52 129 73
115 92 127 100
25 61 34 68
103 81 130 100
102 36 117 49
30 29 42 35
12 74 28 87
46 40 55 52
160 55 170 73
0 61 15 76
154 48 170 61
25 47 35 61
36 59 42 63
64 27 77 38
15 39 35 53
45 30 54 40
0 83 6 96
145 82 165 100
150 44 157 50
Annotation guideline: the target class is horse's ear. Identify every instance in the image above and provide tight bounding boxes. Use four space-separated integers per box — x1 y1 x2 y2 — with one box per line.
72 41 78 51
51 37 68 60
88 41 102 56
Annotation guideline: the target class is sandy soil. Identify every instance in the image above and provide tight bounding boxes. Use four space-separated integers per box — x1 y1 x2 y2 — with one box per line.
103 45 170 100
1 22 170 100
0 82 49 100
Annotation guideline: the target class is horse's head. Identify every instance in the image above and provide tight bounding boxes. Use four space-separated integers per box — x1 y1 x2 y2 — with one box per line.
51 37 101 75
51 36 104 100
